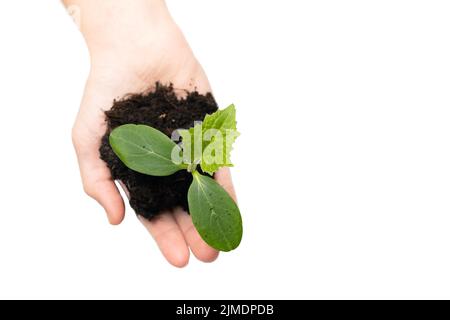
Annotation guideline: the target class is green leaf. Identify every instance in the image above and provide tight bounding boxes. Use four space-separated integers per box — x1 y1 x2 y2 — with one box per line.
109 124 184 176
188 172 243 251
180 104 240 175
178 123 203 167
203 103 237 132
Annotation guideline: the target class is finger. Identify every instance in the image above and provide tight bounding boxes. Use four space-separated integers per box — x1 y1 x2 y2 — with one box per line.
119 182 190 267
214 167 237 202
138 213 190 268
74 144 126 225
173 208 219 263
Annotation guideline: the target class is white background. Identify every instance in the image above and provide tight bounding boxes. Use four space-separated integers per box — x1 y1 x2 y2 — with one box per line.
0 0 449 299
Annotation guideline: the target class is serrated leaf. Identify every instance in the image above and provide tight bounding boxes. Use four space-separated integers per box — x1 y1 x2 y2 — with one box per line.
203 103 237 132
180 104 240 174
109 124 183 176
188 172 243 251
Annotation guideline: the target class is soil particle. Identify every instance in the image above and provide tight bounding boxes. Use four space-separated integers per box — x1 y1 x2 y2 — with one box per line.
99 83 218 219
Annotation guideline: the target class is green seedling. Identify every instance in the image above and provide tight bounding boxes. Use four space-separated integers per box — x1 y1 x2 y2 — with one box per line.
109 104 242 251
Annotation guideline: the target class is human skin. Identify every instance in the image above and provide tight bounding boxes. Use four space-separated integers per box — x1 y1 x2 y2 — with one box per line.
63 0 237 267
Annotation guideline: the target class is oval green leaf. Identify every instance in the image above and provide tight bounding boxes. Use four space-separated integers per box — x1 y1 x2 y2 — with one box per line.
188 172 243 251
109 124 183 176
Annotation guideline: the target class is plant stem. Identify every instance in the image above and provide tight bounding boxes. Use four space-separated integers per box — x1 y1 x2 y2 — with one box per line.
192 170 201 180
187 163 196 173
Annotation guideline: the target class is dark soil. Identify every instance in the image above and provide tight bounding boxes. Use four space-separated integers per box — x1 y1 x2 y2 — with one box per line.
99 83 218 219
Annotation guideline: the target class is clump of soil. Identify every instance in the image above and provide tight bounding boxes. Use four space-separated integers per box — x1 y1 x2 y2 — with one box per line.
99 83 218 219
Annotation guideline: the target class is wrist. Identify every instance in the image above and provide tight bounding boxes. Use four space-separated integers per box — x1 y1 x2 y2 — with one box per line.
65 0 173 56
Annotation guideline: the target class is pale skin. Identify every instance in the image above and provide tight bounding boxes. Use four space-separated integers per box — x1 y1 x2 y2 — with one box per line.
63 0 237 267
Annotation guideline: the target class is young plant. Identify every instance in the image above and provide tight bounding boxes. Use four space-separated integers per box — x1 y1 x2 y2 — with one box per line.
109 104 242 251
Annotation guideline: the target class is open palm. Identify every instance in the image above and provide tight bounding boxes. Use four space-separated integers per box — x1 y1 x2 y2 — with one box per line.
71 22 236 267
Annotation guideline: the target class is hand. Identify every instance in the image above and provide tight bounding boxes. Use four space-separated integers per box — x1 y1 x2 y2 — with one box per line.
67 0 237 267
